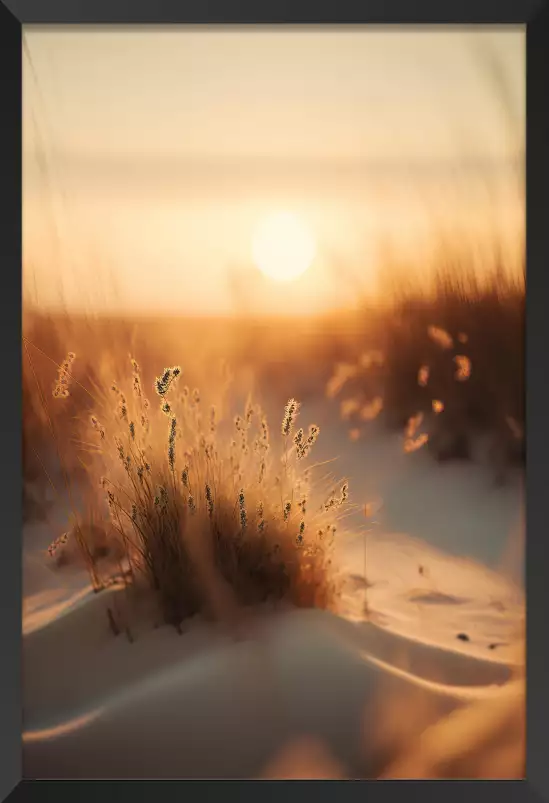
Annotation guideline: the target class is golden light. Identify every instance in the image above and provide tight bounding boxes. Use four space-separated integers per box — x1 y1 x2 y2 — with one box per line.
252 212 316 282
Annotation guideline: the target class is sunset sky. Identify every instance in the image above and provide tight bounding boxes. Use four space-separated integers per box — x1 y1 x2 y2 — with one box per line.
23 26 525 315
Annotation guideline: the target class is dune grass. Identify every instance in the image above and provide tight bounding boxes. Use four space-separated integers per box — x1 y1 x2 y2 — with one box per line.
327 251 524 471
24 336 351 632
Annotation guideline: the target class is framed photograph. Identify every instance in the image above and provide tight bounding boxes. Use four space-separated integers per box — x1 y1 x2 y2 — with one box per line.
2 1 548 801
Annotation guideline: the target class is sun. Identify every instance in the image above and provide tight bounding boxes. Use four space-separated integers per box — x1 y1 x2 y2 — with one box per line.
252 212 316 282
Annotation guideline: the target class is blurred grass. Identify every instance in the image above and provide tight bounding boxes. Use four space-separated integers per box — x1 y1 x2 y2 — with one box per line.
304 228 525 480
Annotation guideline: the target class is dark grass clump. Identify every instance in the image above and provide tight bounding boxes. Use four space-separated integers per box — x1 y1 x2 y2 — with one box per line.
327 255 524 474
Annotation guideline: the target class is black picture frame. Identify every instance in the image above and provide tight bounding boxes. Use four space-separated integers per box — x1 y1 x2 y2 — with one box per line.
2 3 548 802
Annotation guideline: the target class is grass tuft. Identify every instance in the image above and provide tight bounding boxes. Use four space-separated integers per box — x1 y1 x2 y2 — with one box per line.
38 352 350 630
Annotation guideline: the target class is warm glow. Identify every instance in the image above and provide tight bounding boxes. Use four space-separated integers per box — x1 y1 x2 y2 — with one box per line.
252 212 316 283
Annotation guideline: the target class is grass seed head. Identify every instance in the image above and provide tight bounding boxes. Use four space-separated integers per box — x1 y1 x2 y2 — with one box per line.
155 366 182 398
360 397 383 421
454 354 472 381
282 398 300 437
47 531 69 557
90 415 106 439
427 325 454 350
52 351 76 398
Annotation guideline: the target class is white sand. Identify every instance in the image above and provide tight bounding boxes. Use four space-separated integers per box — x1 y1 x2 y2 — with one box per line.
22 420 524 779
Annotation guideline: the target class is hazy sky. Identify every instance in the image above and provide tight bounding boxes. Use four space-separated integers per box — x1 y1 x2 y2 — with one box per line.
23 26 525 315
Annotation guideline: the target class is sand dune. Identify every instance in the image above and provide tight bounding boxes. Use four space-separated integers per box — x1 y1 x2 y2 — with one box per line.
22 424 524 779
23 600 521 779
